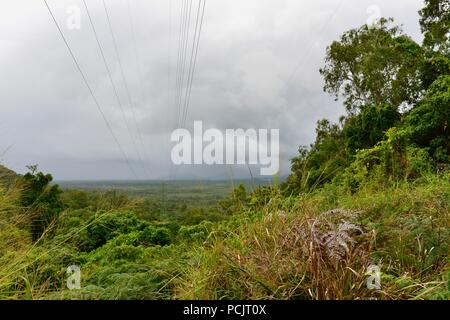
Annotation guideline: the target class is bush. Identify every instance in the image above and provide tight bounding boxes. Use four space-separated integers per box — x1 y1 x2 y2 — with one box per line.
141 226 171 246
18 167 63 241
178 221 213 242
81 211 147 251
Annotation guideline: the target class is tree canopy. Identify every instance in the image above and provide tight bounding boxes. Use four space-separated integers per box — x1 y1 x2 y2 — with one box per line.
320 18 424 113
285 7 450 195
419 0 450 54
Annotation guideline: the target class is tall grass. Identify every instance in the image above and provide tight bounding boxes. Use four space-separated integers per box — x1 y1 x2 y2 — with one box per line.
0 183 125 299
175 174 450 300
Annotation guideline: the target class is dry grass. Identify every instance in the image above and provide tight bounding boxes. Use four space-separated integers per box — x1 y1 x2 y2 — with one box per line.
176 206 377 299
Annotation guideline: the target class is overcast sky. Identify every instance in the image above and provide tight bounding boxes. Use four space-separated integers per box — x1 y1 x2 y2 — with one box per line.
0 0 425 180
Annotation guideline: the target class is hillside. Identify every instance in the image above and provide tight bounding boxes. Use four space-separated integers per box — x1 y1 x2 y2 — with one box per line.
175 175 450 299
0 165 18 185
0 172 448 300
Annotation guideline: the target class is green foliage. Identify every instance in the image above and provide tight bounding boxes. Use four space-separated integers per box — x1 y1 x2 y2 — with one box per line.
402 75 450 163
421 53 450 89
81 211 147 251
283 119 347 194
60 189 91 210
178 221 213 242
18 166 63 241
248 185 279 207
177 175 450 300
218 184 248 215
340 125 440 191
419 0 450 54
343 104 401 154
286 12 449 195
141 226 171 246
1 171 449 300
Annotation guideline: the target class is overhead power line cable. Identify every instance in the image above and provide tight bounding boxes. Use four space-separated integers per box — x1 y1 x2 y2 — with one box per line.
181 0 206 128
180 0 202 127
284 0 344 92
174 0 190 129
43 0 138 179
101 0 150 178
172 0 207 181
125 0 153 179
177 0 193 128
169 0 189 181
82 0 146 177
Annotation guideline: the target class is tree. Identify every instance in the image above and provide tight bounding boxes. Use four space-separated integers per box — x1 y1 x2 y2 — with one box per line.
285 2 449 194
320 18 424 113
419 0 450 90
421 52 450 90
343 104 401 154
402 75 450 163
419 0 450 54
19 165 63 241
284 119 348 193
218 184 248 215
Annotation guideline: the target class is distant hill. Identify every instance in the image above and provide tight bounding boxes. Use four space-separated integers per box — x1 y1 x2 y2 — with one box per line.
0 165 19 185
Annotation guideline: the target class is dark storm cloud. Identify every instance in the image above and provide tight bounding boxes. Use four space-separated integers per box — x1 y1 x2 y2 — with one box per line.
0 0 424 179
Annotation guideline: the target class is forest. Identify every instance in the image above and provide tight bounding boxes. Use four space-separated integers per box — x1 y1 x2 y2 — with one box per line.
0 0 448 299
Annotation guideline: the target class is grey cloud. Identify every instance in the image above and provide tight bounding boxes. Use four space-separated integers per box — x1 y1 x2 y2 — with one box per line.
0 0 424 180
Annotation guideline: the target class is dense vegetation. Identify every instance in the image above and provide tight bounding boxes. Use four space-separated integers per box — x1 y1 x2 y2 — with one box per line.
0 0 448 299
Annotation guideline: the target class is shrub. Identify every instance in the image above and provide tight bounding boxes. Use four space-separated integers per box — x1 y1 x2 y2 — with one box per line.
18 167 63 241
81 211 147 251
141 226 171 246
178 221 213 242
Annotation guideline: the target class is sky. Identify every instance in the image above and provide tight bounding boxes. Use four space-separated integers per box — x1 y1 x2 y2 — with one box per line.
0 0 425 180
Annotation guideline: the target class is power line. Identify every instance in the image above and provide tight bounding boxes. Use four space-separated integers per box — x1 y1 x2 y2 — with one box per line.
172 0 184 130
101 0 149 178
171 0 191 180
180 0 202 127
181 0 207 128
43 0 138 179
82 0 145 177
125 0 153 179
172 0 207 181
162 0 173 217
174 0 191 130
169 0 189 181
284 0 345 93
177 0 193 128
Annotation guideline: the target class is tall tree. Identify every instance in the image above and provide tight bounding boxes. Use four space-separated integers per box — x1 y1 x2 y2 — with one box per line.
419 0 450 55
419 0 450 90
319 18 424 113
